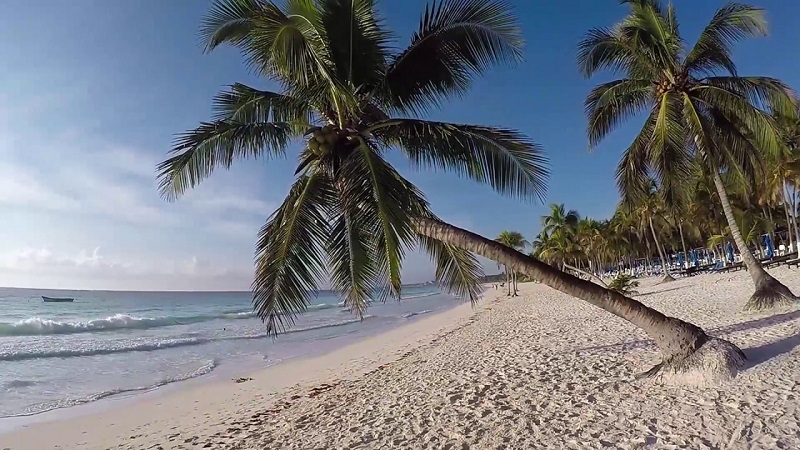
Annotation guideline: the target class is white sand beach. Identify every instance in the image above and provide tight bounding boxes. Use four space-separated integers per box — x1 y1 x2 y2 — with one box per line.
4 269 800 449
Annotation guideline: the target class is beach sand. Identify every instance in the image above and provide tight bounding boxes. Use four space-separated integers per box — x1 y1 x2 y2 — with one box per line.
3 269 800 449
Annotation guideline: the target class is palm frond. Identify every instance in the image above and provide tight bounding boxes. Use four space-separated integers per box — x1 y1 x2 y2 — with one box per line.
616 110 656 206
698 76 796 117
618 0 680 70
577 28 639 78
200 0 265 52
585 78 653 148
319 0 391 89
157 120 292 200
341 139 431 300
202 0 344 101
212 83 313 133
381 0 523 114
326 190 378 317
369 119 548 201
648 91 691 207
685 3 767 76
692 82 784 161
252 172 334 334
418 233 483 304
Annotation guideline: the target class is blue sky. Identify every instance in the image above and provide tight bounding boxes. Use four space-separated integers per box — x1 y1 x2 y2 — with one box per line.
0 0 798 290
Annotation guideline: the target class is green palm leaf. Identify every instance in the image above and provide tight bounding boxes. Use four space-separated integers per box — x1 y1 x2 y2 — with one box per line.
252 172 335 334
381 0 523 114
157 120 292 200
326 193 377 317
585 78 653 148
684 3 767 76
211 83 312 127
200 0 264 52
319 0 391 88
648 91 691 206
368 119 548 201
418 231 483 304
341 139 430 299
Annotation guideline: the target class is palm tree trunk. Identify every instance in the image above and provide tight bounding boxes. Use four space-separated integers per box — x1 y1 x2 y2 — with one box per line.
679 221 688 270
711 171 796 310
649 217 674 282
414 217 744 381
505 266 511 297
644 237 652 275
782 194 793 255
792 186 800 257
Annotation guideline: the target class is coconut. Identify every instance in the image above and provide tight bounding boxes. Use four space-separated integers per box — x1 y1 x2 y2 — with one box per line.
315 135 326 143
308 140 320 152
325 133 337 145
318 143 330 155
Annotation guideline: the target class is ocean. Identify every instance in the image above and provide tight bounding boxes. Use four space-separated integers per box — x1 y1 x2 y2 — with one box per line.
0 285 462 418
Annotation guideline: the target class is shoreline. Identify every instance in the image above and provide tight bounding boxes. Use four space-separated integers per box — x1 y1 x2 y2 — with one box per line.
0 287 493 449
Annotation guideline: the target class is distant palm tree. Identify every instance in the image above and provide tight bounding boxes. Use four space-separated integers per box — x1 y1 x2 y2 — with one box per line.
580 0 798 310
636 180 675 282
496 230 528 295
159 0 744 380
541 203 580 237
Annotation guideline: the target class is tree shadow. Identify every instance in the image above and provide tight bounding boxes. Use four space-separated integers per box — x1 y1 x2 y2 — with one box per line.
575 309 800 355
743 332 800 369
637 286 689 297
710 309 800 335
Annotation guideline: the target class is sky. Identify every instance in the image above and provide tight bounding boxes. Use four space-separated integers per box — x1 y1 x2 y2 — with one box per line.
0 0 798 291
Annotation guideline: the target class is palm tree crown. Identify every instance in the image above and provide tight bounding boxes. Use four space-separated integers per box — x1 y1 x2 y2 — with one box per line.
580 0 799 309
580 0 795 205
157 0 548 333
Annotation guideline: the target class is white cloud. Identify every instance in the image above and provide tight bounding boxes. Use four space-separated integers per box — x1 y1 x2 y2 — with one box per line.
0 246 254 291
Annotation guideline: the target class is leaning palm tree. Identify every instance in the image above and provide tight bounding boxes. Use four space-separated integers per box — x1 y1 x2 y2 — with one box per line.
580 0 799 310
160 0 744 381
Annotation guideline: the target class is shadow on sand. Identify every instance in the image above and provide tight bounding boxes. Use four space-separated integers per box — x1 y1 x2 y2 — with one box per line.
710 309 800 335
637 285 690 297
743 332 800 369
575 309 800 357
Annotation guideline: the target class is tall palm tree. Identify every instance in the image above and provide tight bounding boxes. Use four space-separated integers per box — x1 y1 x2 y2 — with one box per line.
580 0 799 310
496 230 528 295
160 0 744 380
635 180 675 282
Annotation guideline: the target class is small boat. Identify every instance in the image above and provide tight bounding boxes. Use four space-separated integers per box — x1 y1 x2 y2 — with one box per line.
42 296 75 303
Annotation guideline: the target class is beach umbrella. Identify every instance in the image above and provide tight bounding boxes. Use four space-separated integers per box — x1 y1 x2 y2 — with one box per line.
764 234 775 259
726 242 735 263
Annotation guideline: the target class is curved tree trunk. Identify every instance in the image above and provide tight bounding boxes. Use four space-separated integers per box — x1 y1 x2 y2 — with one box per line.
649 217 674 283
414 217 745 382
712 171 797 310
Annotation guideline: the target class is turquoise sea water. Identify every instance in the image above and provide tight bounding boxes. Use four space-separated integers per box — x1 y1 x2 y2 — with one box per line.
0 285 460 417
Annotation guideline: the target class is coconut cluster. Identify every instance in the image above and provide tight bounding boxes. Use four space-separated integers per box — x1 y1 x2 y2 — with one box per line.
307 125 349 156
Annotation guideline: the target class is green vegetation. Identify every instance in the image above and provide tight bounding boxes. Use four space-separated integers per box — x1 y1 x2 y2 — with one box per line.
580 0 798 309
158 0 800 381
